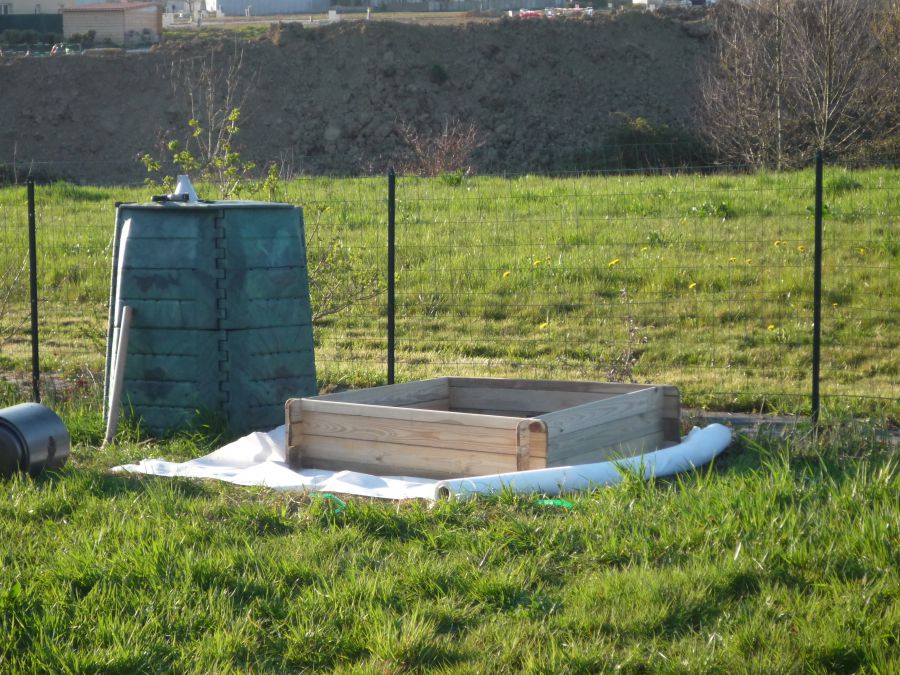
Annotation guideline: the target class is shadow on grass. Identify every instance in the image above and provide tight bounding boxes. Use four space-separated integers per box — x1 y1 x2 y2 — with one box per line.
658 569 763 638
65 643 178 675
806 644 867 673
31 465 215 501
693 422 894 484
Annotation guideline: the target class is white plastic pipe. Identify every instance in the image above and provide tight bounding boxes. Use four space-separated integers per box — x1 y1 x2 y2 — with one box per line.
433 423 733 500
103 305 133 446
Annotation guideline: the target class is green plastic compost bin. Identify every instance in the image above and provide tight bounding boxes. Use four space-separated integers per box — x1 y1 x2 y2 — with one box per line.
103 197 317 435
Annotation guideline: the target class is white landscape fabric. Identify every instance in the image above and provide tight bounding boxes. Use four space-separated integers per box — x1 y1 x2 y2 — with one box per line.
113 426 438 500
113 424 733 501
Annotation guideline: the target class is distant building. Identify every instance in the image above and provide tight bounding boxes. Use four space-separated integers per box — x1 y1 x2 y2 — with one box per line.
205 0 327 16
1 0 75 15
63 1 161 45
0 0 77 36
162 0 190 12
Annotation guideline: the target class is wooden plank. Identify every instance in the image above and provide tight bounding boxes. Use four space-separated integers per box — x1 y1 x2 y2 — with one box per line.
285 398 303 467
516 419 548 471
449 379 667 415
296 413 547 462
660 386 681 442
452 407 544 418
301 411 519 454
287 398 304 417
539 387 663 437
548 430 666 467
307 378 449 407
528 420 549 468
300 434 517 478
448 377 654 395
449 386 611 415
288 421 303 452
516 421 530 471
549 412 664 464
298 399 524 430
402 398 450 410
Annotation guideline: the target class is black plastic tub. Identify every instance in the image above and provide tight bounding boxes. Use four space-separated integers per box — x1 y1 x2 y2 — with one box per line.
0 403 70 478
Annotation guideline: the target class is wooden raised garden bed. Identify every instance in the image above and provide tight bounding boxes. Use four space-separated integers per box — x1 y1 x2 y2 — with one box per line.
285 377 680 480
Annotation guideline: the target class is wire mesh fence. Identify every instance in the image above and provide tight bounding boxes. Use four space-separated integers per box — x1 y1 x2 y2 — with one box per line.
0 158 896 422
818 161 898 418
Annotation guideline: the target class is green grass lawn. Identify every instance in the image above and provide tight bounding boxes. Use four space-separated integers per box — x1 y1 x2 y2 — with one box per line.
0 168 897 671
0 416 897 672
1 167 896 420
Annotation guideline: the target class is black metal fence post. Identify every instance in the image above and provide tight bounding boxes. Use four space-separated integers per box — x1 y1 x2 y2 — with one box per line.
387 168 396 385
27 179 40 403
812 150 824 425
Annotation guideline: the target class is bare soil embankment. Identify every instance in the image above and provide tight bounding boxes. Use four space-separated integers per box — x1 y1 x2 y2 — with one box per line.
0 12 713 183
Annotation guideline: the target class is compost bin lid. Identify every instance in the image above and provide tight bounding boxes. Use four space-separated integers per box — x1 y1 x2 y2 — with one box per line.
117 200 296 211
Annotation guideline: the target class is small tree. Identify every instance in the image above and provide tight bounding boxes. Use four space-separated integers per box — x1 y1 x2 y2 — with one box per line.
399 117 483 178
141 107 271 199
701 0 899 166
142 46 266 198
141 48 380 323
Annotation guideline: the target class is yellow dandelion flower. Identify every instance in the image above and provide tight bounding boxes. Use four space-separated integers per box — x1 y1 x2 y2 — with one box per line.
745 258 753 265
688 282 697 289
538 321 549 329
797 245 806 253
728 257 737 263
502 270 511 278
533 259 541 267
767 325 776 331
774 240 782 247
859 247 866 255
832 302 838 308
608 258 621 267
640 246 649 252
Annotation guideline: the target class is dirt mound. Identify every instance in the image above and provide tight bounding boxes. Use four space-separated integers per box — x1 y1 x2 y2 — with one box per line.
0 12 712 183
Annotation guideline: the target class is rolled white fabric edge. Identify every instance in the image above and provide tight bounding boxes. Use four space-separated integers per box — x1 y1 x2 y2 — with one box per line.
433 423 733 500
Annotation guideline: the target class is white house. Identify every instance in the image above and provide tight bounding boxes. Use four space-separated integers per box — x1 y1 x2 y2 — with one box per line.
204 0 327 17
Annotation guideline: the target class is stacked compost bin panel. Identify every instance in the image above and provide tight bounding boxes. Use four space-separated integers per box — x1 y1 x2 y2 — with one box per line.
104 200 316 435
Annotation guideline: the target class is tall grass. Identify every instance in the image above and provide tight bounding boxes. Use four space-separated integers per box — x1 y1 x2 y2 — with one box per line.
0 169 895 672
0 423 896 672
0 167 896 420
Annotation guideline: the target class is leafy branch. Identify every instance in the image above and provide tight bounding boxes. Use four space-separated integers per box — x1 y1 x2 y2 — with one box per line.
140 107 274 200
140 48 377 322
305 205 382 322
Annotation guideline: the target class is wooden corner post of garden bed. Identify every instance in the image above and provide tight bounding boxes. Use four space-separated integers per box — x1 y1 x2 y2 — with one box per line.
660 385 681 443
517 418 548 471
285 398 303 467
